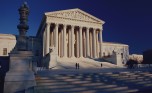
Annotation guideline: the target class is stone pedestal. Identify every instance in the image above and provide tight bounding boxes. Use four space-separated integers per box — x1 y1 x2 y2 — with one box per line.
49 47 58 69
112 52 123 67
4 51 36 93
115 53 123 67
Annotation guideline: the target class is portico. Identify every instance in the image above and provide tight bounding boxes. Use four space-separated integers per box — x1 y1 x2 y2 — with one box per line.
40 8 105 59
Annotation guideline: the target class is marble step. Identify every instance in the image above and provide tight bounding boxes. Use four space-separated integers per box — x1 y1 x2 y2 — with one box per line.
35 71 152 93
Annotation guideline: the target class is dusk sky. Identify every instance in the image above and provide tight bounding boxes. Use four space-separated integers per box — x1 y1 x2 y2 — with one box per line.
0 0 152 54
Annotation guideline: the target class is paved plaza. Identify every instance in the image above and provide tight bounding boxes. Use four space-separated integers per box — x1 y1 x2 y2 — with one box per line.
35 68 152 93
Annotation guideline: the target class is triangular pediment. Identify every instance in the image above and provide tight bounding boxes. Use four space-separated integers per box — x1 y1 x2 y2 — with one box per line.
45 8 105 24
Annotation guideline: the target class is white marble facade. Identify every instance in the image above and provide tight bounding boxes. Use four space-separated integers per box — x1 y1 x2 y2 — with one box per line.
129 54 143 63
36 8 129 67
37 8 104 58
0 34 16 56
0 8 129 67
102 42 129 65
0 34 41 64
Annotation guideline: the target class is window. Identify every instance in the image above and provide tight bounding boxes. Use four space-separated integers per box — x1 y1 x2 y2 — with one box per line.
3 48 7 55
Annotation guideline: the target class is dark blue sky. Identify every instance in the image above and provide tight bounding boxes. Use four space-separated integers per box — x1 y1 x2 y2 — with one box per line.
0 0 152 54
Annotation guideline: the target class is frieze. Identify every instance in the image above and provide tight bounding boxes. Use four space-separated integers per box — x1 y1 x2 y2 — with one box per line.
47 16 102 28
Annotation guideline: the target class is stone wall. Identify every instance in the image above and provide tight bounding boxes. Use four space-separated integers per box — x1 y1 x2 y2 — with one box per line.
129 54 143 63
0 34 41 58
0 34 16 56
102 42 129 64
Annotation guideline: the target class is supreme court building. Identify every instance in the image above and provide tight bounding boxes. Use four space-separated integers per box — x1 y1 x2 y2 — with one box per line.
37 8 104 58
0 8 129 68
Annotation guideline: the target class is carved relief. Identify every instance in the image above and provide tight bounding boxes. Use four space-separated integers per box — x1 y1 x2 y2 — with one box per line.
47 10 101 23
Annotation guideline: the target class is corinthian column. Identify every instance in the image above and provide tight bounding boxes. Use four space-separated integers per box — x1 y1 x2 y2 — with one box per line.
61 27 64 57
79 26 83 57
63 24 67 57
76 30 79 58
46 23 50 54
99 29 103 58
55 23 59 55
93 28 97 58
90 31 93 58
43 29 46 56
96 31 99 58
83 31 86 57
50 30 54 47
86 27 90 57
68 28 71 57
71 25 75 57
58 31 61 57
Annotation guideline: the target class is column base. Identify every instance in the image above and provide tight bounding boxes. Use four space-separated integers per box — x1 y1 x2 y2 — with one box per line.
79 56 84 58
62 56 68 58
70 56 76 58
94 56 97 58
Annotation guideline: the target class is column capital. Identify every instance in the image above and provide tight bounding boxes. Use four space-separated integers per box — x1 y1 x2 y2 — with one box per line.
99 28 103 31
71 25 75 27
92 28 97 31
71 25 75 30
46 22 51 26
86 27 90 30
63 24 67 27
79 26 83 30
54 23 59 26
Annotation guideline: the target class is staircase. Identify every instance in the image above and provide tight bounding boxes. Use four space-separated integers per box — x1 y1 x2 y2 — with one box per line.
35 69 152 93
52 57 119 69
